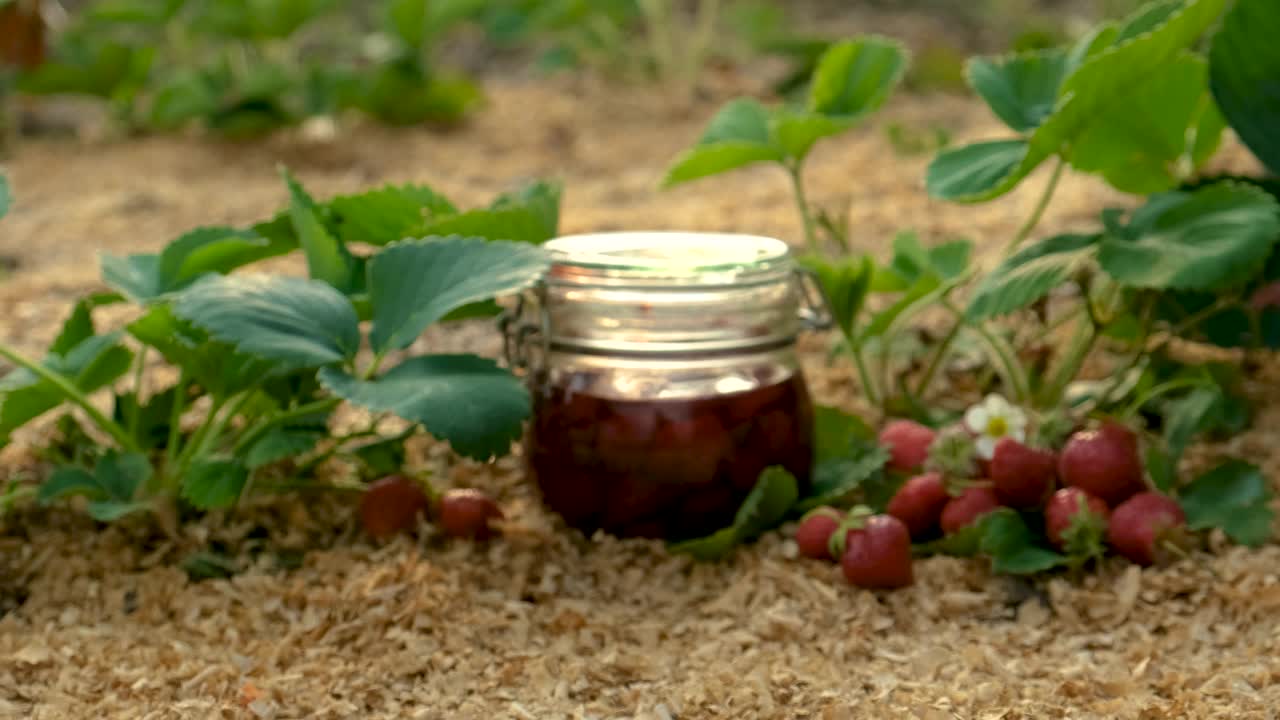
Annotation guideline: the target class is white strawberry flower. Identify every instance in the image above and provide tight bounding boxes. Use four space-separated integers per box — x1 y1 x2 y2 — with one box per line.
964 393 1028 460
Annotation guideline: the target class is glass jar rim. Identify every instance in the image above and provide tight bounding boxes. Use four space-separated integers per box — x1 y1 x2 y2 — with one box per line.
544 231 793 285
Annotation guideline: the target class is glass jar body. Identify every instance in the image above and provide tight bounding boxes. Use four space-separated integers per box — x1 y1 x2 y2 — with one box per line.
525 346 814 540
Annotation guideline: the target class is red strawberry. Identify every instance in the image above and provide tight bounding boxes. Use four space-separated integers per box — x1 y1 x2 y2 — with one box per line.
1044 487 1109 556
360 475 430 539
841 514 914 589
990 437 1056 509
940 486 1002 534
1107 492 1187 566
794 507 844 560
878 419 936 473
886 472 950 538
439 488 505 540
1058 422 1146 507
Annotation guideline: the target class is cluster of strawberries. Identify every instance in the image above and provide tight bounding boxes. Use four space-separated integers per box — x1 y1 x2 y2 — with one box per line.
795 407 1188 589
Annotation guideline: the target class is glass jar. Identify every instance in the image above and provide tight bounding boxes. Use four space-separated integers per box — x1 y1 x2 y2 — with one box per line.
502 232 832 540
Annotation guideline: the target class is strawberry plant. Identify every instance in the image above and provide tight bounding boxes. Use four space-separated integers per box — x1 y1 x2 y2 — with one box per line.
0 169 560 527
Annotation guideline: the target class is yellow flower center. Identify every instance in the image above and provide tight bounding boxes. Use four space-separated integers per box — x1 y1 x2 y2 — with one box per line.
986 416 1008 437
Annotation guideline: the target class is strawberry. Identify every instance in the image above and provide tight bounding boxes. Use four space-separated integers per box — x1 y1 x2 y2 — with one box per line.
1058 421 1146 507
886 472 950 539
1107 491 1187 566
990 437 1056 509
940 486 1002 534
841 514 914 589
878 419 936 473
360 475 430 539
439 488 505 540
1044 487 1109 557
794 507 844 560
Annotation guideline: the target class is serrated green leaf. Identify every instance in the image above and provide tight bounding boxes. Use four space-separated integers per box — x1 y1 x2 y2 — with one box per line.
978 509 1066 575
94 450 151 501
795 446 890 514
182 458 250 510
37 467 101 504
1098 183 1280 291
1069 53 1215 193
86 500 149 522
50 300 96 357
328 183 457 246
733 466 800 538
113 386 177 452
1209 0 1280 175
1180 460 1274 546
0 334 133 443
700 98 774 144
1162 384 1223 468
812 404 876 462
1145 444 1177 492
101 253 164 302
368 237 548 353
173 275 360 370
966 233 1099 320
128 304 273 398
282 169 354 290
915 520 986 557
929 0 1228 203
158 226 285 289
808 36 908 117
418 181 561 245
349 427 414 478
870 230 936 292
245 424 326 469
926 139 1029 202
770 110 856 160
800 254 873 341
319 355 529 461
667 526 740 561
662 142 786 187
862 274 944 342
0 175 10 220
967 48 1069 133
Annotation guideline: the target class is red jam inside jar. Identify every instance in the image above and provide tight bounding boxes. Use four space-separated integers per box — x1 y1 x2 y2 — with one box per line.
503 232 831 541
526 369 814 540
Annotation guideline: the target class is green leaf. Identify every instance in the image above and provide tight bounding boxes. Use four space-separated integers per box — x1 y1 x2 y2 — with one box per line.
182 458 250 510
926 139 1029 202
966 233 1099 320
368 237 548 353
1180 460 1274 546
661 99 786 186
1098 182 1280 291
862 274 944 342
349 427 414 478
386 0 429 48
770 110 856 160
86 500 149 522
148 70 219 130
812 404 876 463
95 450 151 501
173 275 361 370
159 226 285 288
666 526 740 562
0 334 133 444
318 355 529 461
282 169 354 290
101 254 163 302
915 520 987 557
734 466 800 539
113 386 177 451
800 254 873 341
796 445 891 514
50 299 97 357
328 183 457 246
929 0 1229 203
418 181 561 245
966 48 1069 133
1069 53 1215 193
978 509 1066 575
128 305 272 398
1161 384 1223 468
1145 444 1177 493
37 467 101 504
245 423 326 469
0 175 10 220
808 36 908 117
40 451 151 521
1209 0 1280 175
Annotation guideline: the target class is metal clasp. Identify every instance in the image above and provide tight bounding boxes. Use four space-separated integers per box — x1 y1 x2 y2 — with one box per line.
796 268 835 331
499 289 547 371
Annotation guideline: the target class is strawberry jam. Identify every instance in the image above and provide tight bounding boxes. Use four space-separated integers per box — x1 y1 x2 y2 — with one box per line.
526 372 813 540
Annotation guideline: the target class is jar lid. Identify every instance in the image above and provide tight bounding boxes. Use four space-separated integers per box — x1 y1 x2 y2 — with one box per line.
506 231 828 359
543 232 794 287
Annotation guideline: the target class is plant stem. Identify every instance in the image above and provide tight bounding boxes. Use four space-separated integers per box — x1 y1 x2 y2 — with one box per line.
850 343 880 407
164 372 188 474
914 321 963 399
171 394 231 481
787 162 819 254
0 342 139 452
1003 157 1065 257
232 398 342 457
1040 314 1098 410
941 300 1031 405
127 347 149 440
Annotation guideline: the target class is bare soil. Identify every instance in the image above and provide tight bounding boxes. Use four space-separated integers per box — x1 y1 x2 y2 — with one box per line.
1 60 1278 719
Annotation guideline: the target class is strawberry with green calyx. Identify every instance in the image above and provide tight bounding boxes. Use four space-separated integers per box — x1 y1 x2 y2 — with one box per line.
940 485 1002 534
990 437 1056 509
795 506 844 560
827 505 875 559
1031 409 1077 450
837 511 914 589
1108 491 1189 566
1044 487 1109 560
878 419 937 473
1059 420 1146 507
925 425 980 479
